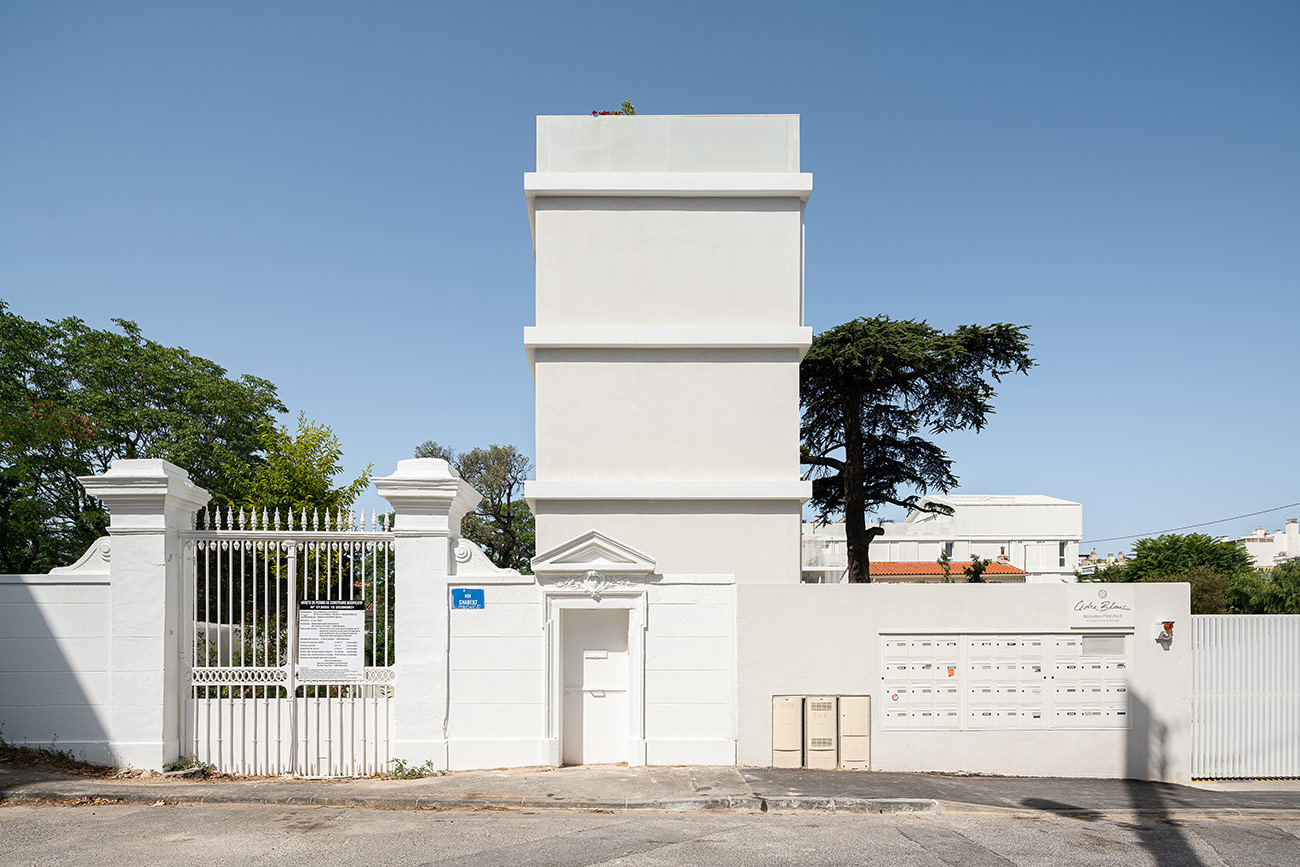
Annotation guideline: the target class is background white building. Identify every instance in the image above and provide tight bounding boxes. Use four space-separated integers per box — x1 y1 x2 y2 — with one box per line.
1223 518 1300 569
802 494 1083 584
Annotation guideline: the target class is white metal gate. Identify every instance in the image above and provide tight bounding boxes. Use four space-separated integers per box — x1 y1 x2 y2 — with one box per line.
182 507 395 776
1192 614 1300 779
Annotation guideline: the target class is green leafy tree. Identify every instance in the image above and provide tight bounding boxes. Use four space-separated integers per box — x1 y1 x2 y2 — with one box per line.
1120 533 1254 583
964 554 991 583
1140 565 1233 615
1081 561 1131 583
1092 532 1277 614
800 316 1035 583
0 302 284 572
225 413 372 517
414 441 535 572
1231 560 1300 614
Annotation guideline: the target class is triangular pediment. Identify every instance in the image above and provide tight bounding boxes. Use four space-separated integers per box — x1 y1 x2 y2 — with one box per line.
531 529 656 580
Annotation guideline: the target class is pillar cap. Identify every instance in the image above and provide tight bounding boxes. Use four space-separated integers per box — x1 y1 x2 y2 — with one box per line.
78 459 212 534
374 459 482 536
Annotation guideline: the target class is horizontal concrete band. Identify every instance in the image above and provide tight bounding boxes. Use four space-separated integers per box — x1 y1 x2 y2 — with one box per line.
0 573 109 585
524 172 813 245
525 172 814 200
524 326 813 367
525 480 812 501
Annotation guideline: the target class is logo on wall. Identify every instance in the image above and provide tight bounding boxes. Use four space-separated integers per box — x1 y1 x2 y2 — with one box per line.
1067 585 1134 628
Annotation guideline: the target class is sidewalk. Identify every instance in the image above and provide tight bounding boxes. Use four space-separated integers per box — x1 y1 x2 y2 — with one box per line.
3 761 1298 817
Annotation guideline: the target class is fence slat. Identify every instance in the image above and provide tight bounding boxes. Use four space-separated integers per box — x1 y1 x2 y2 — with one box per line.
1192 614 1300 779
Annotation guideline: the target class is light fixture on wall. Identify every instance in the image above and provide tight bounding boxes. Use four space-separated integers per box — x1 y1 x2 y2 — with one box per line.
1155 620 1175 642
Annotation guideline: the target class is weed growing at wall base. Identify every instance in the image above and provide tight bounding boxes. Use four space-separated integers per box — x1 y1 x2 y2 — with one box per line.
382 758 444 779
162 755 215 775
0 729 109 775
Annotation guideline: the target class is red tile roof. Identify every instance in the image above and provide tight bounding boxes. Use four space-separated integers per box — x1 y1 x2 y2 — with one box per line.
868 561 1026 576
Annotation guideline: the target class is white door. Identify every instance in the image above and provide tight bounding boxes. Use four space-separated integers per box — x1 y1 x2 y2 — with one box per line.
562 609 629 765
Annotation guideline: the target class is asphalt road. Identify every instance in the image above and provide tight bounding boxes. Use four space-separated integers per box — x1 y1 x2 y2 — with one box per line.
3 803 1299 866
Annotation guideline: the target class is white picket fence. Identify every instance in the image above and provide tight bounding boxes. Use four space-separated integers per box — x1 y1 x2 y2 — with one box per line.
1192 615 1300 779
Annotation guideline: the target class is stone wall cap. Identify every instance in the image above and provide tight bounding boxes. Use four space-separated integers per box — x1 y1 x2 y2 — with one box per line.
381 458 462 481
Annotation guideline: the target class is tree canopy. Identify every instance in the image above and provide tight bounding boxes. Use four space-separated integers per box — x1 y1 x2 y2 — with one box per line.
223 413 372 518
1091 531 1300 614
1 303 285 572
414 441 535 572
1233 559 1300 614
800 316 1034 583
1123 533 1254 582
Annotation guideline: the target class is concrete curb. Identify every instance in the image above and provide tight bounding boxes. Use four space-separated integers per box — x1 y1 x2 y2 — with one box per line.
0 784 939 815
934 804 1300 821
7 785 1300 819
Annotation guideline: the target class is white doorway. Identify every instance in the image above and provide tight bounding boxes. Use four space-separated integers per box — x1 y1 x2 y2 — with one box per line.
561 609 629 765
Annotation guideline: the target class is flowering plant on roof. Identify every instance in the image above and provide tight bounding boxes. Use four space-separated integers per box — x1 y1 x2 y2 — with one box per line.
592 100 635 116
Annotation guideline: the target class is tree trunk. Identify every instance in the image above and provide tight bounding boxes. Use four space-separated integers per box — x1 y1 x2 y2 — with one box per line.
847 526 884 583
841 388 874 583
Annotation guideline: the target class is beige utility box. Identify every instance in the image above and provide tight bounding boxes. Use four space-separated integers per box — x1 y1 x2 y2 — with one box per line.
804 695 838 769
838 695 871 770
771 695 804 768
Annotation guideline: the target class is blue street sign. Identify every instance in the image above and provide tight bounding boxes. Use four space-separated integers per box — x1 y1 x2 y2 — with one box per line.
452 588 485 609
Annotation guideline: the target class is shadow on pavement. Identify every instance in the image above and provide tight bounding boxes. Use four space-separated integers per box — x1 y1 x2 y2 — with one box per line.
1128 689 1205 866
1019 798 1101 821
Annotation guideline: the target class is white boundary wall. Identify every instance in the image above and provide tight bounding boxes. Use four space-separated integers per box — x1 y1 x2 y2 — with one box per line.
445 575 736 771
736 583 1193 783
1192 614 1300 779
0 540 112 761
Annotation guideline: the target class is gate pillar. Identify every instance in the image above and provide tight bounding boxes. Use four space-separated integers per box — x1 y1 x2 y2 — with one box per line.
375 458 481 770
78 459 211 770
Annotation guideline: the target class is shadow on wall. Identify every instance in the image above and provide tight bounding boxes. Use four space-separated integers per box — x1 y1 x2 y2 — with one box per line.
0 571 112 781
1126 690 1203 867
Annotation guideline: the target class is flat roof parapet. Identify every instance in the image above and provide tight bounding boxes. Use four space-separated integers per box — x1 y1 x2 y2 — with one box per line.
536 114 800 173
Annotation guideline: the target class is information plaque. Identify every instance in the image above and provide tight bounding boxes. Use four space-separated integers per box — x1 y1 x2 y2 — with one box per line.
298 599 365 682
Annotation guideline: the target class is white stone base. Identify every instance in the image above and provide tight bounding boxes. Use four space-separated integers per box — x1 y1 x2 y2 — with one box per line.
448 738 551 771
646 737 737 766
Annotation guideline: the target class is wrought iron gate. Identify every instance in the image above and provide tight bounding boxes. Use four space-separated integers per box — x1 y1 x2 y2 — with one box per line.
182 508 395 776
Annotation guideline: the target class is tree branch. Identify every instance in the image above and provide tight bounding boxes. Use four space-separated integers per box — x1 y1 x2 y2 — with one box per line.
800 454 845 470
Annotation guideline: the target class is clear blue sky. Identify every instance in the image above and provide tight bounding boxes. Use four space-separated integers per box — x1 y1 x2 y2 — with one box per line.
2 1 1296 551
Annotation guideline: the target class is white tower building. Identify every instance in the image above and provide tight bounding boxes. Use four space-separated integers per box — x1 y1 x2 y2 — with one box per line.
524 115 813 583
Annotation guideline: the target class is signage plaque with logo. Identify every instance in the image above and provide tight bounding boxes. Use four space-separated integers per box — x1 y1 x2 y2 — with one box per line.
1068 585 1135 628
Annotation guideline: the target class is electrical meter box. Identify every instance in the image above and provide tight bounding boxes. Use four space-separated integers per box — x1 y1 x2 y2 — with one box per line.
771 696 804 768
804 695 838 769
838 695 870 770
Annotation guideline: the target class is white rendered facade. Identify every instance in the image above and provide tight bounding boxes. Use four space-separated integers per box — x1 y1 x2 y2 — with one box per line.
524 115 812 582
802 494 1084 584
514 115 813 766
